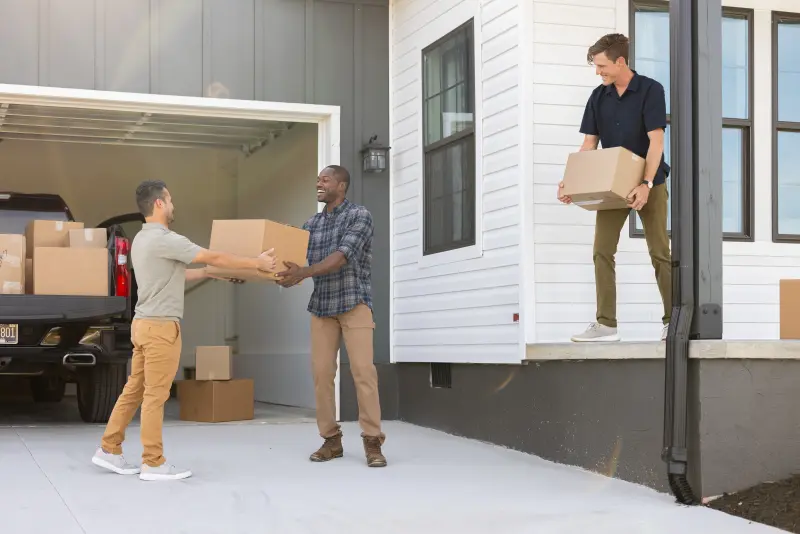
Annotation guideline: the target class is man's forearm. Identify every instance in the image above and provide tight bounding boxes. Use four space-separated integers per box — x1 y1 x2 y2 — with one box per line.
299 251 347 279
204 250 260 271
644 141 664 183
185 268 208 282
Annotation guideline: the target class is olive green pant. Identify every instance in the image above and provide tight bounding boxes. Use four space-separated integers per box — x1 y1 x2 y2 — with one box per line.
593 183 671 328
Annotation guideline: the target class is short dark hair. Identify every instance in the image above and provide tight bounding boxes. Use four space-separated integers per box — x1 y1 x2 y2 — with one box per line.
135 180 167 216
587 33 630 65
325 165 351 193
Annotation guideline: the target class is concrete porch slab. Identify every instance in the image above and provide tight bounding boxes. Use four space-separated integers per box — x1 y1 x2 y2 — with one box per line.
1 420 783 534
526 340 800 360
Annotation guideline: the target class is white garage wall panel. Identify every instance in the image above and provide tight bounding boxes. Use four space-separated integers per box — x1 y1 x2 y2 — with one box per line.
390 0 524 364
235 123 318 409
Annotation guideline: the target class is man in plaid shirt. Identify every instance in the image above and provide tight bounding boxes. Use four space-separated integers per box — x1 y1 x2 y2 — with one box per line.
277 165 386 468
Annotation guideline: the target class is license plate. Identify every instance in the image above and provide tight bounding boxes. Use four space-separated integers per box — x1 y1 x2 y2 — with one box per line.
0 324 18 345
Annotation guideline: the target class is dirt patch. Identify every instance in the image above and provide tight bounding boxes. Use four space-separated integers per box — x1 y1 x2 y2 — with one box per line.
706 475 800 533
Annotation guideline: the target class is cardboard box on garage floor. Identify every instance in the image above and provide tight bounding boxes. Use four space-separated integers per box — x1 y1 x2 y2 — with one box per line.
206 219 310 282
33 247 108 296
25 220 84 257
560 146 646 211
67 228 106 248
196 346 233 381
177 379 254 423
0 234 25 295
780 279 800 339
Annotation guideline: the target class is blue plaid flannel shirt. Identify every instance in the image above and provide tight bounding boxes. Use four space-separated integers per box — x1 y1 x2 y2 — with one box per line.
303 199 373 317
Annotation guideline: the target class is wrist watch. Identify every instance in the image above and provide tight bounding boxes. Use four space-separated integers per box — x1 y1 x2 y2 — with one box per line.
641 179 653 189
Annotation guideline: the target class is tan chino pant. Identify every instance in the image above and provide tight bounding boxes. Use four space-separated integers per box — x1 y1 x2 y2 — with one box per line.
101 319 182 467
593 183 672 328
311 303 384 440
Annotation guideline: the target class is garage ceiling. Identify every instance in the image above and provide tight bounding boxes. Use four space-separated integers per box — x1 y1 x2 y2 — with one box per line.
0 103 294 154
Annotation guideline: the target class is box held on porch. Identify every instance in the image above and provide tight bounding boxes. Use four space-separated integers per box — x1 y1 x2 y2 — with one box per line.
779 279 800 339
561 146 646 211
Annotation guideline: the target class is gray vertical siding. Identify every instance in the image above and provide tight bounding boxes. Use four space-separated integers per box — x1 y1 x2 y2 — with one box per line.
0 0 390 363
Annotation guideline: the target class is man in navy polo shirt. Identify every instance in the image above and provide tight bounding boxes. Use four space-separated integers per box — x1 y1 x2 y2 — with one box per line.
558 33 671 343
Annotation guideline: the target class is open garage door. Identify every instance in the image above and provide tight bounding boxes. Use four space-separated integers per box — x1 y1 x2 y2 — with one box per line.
0 83 341 420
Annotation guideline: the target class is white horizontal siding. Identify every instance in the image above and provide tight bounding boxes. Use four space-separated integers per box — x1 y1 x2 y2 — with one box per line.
390 0 524 363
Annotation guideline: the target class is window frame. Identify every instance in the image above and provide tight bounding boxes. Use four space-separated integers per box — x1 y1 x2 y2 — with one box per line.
420 19 477 257
627 1 754 242
771 11 800 243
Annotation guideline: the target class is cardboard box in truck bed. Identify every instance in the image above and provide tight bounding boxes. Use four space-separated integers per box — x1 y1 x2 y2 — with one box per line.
206 219 310 282
25 220 84 257
67 228 106 248
0 234 25 295
561 146 646 211
33 247 108 296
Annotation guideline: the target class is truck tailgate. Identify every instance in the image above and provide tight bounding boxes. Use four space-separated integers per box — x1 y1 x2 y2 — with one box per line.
0 295 127 322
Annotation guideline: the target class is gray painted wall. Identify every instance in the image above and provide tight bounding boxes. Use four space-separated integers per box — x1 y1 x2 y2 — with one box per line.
0 0 391 364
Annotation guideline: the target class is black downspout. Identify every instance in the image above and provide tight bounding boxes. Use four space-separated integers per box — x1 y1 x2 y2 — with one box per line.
662 0 723 505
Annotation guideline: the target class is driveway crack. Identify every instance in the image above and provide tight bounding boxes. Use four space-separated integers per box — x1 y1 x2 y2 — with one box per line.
14 429 87 534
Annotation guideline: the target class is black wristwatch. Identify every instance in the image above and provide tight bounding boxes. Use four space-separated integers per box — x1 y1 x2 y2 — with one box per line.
641 179 653 189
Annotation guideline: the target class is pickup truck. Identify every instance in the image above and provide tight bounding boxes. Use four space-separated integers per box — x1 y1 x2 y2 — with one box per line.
0 192 142 423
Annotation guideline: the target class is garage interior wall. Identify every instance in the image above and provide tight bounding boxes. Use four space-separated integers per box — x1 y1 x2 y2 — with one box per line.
235 122 318 409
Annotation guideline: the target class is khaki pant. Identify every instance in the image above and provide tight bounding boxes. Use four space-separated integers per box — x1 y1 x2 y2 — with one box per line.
311 303 383 440
101 319 182 467
594 183 672 328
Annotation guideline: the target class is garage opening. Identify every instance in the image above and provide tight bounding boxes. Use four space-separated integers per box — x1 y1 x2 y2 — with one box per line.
0 85 340 424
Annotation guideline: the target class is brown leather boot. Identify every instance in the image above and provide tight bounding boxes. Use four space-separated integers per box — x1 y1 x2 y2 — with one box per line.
309 432 344 462
363 435 387 467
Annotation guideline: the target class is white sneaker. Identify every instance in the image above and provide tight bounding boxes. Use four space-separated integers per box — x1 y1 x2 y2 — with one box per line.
91 447 140 475
139 463 192 481
570 322 621 342
661 324 669 341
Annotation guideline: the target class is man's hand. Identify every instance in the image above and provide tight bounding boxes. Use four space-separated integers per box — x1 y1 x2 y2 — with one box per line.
557 182 572 204
627 184 651 211
256 248 278 273
276 261 306 288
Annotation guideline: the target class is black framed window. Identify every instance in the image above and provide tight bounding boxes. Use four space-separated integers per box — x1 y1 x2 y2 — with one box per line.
629 1 753 241
773 13 800 242
421 20 476 256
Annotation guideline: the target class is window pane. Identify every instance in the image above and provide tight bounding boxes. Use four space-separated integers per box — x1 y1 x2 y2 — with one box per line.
634 8 671 114
424 47 443 99
777 131 800 235
425 136 475 253
722 16 749 120
425 95 442 145
778 20 800 122
721 127 743 234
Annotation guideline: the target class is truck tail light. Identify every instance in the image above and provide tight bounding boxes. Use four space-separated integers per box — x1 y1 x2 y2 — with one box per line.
114 236 130 298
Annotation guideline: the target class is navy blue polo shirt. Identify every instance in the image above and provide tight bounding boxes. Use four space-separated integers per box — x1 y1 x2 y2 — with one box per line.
579 71 670 186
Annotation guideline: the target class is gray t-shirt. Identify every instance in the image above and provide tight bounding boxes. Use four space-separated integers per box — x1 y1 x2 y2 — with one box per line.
131 223 201 321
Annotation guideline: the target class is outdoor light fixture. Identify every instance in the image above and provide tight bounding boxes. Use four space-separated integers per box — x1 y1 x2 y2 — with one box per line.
361 135 390 173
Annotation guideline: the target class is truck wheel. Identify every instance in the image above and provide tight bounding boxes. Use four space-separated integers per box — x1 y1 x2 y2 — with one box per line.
30 375 66 403
77 363 126 423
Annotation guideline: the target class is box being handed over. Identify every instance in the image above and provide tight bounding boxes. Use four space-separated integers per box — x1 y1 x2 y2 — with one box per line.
560 146 646 211
205 219 310 282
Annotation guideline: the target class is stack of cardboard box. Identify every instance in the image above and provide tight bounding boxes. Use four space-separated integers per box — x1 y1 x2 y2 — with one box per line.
0 221 109 296
177 346 255 423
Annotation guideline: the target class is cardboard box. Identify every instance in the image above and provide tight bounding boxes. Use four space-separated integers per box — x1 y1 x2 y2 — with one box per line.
780 280 800 339
177 379 254 423
33 247 108 296
205 219 310 282
561 146 646 211
25 220 84 257
195 346 233 381
25 258 32 294
67 228 106 248
0 234 25 295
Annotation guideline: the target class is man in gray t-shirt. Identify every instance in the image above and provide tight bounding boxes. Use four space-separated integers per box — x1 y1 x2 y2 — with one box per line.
92 180 277 482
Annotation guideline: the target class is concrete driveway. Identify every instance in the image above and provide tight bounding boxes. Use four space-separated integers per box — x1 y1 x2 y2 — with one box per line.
0 401 784 534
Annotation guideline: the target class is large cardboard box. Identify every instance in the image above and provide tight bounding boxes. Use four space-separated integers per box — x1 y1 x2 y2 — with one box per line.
780 279 800 339
25 220 84 257
195 346 232 381
0 234 25 295
177 379 254 423
33 247 108 296
67 228 106 248
561 146 646 211
206 219 310 282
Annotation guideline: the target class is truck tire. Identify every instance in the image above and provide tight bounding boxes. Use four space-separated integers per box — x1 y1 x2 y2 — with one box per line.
30 375 66 403
77 363 127 423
